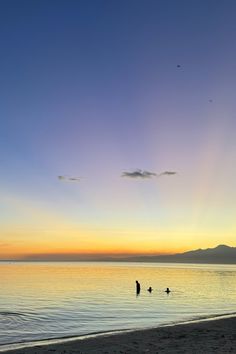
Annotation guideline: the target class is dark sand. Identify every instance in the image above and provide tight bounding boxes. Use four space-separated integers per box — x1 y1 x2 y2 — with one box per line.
1 316 236 354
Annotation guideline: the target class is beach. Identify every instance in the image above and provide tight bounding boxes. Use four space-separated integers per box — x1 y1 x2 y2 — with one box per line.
2 316 236 354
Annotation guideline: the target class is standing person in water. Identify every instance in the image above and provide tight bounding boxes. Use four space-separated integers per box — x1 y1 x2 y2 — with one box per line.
165 287 171 294
136 280 141 295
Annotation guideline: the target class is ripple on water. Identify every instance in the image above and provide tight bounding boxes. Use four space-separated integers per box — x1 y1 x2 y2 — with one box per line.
0 311 29 326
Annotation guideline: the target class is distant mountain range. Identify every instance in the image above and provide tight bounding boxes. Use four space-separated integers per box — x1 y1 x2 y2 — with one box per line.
119 245 236 264
13 244 236 264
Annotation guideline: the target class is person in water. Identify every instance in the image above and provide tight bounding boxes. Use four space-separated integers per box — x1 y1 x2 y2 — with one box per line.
136 280 141 295
165 287 171 293
147 287 152 293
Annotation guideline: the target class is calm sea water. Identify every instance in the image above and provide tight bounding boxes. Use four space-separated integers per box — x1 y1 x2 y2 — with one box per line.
0 262 236 348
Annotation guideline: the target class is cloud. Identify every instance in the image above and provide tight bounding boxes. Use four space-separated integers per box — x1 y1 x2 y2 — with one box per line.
158 171 177 177
58 175 81 182
58 171 177 182
121 169 177 179
121 169 157 179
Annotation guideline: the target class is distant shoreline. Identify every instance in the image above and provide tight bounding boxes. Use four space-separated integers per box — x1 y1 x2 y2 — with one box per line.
1 260 236 265
1 313 236 353
1 244 236 264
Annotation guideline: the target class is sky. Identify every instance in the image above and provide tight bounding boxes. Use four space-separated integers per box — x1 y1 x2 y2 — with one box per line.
1 0 236 260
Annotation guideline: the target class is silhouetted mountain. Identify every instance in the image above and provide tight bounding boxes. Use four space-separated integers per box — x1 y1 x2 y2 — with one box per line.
119 245 236 264
13 245 236 264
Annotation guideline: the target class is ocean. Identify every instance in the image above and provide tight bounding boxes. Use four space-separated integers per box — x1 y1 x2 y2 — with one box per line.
0 261 236 350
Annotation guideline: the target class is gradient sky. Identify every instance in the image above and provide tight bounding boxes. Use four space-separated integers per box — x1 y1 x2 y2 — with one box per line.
1 0 236 259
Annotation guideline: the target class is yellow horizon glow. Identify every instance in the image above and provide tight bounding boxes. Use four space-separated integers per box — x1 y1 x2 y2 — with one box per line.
1 157 236 260
1 222 235 260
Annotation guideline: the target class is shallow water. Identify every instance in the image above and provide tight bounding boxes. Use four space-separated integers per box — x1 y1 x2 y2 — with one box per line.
0 262 236 347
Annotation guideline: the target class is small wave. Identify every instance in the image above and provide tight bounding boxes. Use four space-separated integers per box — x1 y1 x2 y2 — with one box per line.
168 311 236 326
0 311 26 317
0 311 29 328
1 311 236 353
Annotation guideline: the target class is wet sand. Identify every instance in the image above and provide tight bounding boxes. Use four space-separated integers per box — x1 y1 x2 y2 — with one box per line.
1 316 236 354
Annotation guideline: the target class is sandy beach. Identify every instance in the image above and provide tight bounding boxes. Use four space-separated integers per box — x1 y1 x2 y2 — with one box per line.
1 316 236 354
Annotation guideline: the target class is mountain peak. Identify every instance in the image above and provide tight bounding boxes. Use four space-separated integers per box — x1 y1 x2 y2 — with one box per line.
215 244 230 249
119 244 236 264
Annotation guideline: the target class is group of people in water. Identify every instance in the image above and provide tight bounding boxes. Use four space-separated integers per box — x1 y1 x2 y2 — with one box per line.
136 280 171 295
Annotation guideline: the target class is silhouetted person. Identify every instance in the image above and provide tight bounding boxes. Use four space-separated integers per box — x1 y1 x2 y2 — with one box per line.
147 287 152 293
136 280 141 295
165 287 171 294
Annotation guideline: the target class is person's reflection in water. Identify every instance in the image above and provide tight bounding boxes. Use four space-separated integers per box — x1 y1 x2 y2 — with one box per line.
136 280 141 295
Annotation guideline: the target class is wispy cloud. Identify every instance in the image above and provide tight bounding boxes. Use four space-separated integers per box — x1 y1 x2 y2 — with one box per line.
121 169 177 179
58 176 81 182
121 169 157 179
58 171 177 182
158 171 177 177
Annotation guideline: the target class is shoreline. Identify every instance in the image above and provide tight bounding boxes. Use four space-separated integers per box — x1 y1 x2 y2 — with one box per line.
1 314 236 353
